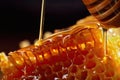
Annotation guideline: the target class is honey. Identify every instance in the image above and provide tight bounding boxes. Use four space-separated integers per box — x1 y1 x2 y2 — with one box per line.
0 16 120 80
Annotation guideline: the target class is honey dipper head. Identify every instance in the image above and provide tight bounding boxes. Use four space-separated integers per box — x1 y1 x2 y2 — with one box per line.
82 0 120 28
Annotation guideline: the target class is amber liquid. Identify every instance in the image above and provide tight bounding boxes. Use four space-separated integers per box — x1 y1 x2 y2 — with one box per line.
103 28 107 55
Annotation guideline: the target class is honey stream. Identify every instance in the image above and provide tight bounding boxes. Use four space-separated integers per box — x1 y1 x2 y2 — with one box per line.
103 28 107 56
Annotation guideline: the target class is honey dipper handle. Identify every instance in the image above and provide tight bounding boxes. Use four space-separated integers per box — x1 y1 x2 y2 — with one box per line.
82 0 120 28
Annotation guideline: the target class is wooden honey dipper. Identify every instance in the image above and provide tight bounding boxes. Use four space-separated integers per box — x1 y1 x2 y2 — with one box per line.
82 0 120 29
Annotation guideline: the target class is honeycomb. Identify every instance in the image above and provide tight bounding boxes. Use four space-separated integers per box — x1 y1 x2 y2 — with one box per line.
0 16 120 80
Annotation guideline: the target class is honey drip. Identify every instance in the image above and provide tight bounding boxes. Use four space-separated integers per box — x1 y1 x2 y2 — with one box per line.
103 28 107 56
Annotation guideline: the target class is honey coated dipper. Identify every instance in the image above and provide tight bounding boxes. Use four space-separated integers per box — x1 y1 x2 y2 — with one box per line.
82 0 120 29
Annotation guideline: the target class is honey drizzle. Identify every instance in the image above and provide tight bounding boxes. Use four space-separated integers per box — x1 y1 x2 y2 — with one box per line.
39 0 45 40
97 24 107 56
103 28 107 56
35 0 45 46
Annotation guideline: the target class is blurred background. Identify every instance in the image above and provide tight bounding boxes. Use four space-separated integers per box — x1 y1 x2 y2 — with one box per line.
0 0 90 53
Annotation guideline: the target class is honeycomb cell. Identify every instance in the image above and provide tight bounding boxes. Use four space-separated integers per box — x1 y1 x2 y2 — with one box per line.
73 54 85 65
59 47 68 61
96 64 105 73
80 70 88 80
87 52 95 59
105 70 115 77
26 51 37 64
57 71 64 78
63 60 71 68
77 43 89 56
40 64 52 75
86 59 96 69
44 66 52 76
9 52 25 70
53 63 62 72
69 65 77 73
